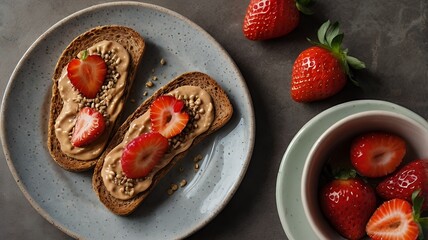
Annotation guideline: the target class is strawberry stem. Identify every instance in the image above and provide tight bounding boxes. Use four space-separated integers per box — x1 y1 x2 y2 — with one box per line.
309 20 365 85
334 168 357 180
79 50 88 61
412 189 428 240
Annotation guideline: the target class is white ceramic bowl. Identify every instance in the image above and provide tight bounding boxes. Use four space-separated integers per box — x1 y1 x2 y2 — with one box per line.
301 110 428 239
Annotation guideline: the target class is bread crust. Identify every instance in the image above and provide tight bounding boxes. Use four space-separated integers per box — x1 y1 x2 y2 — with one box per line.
92 72 233 215
47 25 145 171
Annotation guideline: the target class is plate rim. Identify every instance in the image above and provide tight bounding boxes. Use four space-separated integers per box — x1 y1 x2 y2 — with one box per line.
275 99 428 240
0 1 255 239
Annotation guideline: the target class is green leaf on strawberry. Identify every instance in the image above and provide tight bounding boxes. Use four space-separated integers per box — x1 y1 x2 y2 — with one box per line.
413 190 424 218
412 190 428 240
346 55 366 70
314 20 365 81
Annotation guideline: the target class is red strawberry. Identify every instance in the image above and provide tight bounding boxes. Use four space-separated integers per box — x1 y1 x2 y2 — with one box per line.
67 50 107 99
377 159 428 210
150 95 189 139
350 132 406 178
291 20 365 102
71 107 106 147
320 171 377 239
366 198 421 240
242 0 314 41
121 132 169 179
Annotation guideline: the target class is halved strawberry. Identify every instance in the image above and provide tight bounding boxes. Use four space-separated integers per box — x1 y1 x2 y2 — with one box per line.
366 198 421 240
121 132 169 179
377 159 428 211
150 95 189 138
350 132 406 177
71 107 106 147
67 50 107 99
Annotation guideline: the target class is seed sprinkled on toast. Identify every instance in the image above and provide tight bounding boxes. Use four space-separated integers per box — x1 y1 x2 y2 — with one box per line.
179 179 187 187
193 154 203 163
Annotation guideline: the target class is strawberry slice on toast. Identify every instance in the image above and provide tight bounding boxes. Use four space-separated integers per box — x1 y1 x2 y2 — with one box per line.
71 107 106 147
121 132 169 179
150 95 189 138
67 50 107 99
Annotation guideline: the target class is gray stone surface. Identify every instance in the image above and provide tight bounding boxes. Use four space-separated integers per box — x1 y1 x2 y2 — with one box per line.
1 0 427 239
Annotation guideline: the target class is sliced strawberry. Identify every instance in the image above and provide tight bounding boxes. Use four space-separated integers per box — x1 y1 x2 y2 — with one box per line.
67 50 107 99
150 95 189 138
350 132 406 177
377 159 428 211
121 132 169 179
366 198 420 240
71 107 106 147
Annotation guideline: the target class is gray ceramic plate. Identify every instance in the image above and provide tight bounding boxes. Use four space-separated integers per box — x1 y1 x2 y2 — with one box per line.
275 100 428 239
0 2 255 239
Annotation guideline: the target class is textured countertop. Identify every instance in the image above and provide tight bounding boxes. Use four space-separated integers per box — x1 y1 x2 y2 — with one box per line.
1 0 427 239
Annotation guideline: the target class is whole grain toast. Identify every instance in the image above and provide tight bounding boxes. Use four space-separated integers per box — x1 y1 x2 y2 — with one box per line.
47 25 145 171
92 71 233 215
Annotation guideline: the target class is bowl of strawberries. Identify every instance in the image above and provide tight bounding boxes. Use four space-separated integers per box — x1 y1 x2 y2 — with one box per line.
301 110 428 240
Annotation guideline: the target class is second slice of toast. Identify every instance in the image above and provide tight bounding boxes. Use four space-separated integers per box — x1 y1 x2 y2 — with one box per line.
92 71 233 215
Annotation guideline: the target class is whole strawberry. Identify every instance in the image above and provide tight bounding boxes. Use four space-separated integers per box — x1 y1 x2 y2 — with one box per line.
243 0 314 41
376 159 428 211
291 20 365 102
320 170 377 239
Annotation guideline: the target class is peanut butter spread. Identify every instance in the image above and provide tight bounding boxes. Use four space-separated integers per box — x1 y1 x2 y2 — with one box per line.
101 86 214 200
54 40 130 160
